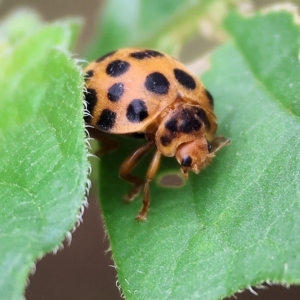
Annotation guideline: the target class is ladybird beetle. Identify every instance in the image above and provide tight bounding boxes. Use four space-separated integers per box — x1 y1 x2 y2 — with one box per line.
84 48 229 220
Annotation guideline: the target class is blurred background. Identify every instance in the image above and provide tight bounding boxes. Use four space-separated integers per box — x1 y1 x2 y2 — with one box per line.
1 0 300 299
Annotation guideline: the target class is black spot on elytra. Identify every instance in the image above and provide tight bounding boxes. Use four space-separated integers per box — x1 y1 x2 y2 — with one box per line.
130 50 164 60
181 155 192 167
145 72 170 95
174 68 196 90
165 118 178 132
205 89 214 108
126 99 149 123
96 109 116 132
84 88 97 123
106 60 130 77
195 107 210 130
84 70 94 80
96 51 116 62
160 134 173 146
107 83 124 102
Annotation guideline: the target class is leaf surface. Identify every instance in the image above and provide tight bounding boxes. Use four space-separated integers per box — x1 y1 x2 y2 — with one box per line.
0 12 88 299
99 10 300 300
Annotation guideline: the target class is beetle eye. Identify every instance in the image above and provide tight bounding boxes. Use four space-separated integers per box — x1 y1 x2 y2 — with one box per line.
207 141 212 153
181 155 192 167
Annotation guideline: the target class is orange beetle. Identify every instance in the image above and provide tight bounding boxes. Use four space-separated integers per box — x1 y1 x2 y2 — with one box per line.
84 48 229 220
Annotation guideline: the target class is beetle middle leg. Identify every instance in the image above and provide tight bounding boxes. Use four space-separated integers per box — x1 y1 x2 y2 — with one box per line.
136 149 162 221
119 141 154 203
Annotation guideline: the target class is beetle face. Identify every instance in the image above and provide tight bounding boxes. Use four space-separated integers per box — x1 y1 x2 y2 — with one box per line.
175 137 213 177
175 136 230 177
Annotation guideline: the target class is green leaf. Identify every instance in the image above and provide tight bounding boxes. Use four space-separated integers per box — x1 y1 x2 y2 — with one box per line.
0 13 88 299
99 9 300 300
86 0 235 59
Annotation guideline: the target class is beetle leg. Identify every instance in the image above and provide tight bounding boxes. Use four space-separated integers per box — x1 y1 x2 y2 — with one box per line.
87 127 118 156
119 141 154 203
136 149 162 221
